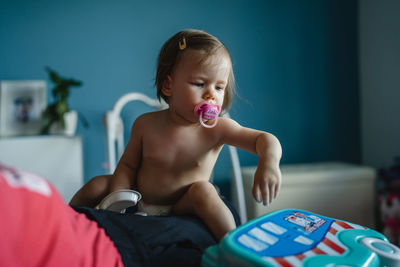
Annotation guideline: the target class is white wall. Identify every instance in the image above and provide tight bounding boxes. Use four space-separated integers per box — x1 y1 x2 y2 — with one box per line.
360 0 400 168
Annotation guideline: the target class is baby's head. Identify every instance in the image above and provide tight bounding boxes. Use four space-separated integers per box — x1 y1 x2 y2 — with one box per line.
155 29 236 111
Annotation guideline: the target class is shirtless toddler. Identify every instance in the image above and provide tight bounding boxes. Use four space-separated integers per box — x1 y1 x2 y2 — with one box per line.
70 29 282 241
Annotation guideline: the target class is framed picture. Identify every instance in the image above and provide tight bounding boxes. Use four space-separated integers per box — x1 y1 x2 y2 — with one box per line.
0 80 47 137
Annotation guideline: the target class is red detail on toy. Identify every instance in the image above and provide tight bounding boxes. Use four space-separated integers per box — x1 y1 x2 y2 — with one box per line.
323 237 346 254
335 221 353 229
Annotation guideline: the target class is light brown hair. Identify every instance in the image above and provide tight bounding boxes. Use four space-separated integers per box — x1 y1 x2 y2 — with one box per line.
155 29 236 111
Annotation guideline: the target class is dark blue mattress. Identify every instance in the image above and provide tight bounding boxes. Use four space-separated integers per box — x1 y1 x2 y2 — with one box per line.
73 198 240 267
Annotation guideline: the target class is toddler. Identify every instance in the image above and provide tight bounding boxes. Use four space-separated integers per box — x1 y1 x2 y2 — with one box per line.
70 29 282 241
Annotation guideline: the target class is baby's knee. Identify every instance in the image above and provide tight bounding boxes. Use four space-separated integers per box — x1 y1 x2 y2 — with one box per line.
187 181 219 206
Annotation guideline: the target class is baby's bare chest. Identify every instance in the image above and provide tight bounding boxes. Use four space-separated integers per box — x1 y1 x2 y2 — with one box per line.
141 128 220 169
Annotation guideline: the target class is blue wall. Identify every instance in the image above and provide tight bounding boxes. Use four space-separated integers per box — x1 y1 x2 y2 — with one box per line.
0 1 360 191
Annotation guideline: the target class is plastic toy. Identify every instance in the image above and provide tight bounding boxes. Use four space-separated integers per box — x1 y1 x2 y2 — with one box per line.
194 101 221 128
202 209 400 266
98 189 141 212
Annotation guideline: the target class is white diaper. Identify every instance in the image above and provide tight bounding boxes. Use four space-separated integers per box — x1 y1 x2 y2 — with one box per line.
137 201 172 216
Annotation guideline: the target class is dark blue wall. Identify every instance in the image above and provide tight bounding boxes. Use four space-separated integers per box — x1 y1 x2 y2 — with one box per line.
0 1 360 189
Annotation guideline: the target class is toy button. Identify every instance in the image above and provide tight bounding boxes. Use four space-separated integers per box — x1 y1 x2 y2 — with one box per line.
238 234 269 252
248 227 279 245
294 235 314 245
261 222 287 235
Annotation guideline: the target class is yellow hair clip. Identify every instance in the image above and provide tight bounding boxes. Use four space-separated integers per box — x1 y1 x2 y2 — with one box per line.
179 37 186 50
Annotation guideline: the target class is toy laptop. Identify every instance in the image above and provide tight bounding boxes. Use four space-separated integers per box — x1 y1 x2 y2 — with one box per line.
202 209 400 267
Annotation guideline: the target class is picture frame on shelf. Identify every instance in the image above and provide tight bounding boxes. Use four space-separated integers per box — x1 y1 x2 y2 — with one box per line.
0 80 47 137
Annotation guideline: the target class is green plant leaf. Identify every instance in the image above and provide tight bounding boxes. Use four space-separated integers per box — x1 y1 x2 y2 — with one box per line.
41 67 86 134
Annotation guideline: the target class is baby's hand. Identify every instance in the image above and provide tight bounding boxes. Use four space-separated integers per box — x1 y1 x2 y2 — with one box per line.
252 163 281 206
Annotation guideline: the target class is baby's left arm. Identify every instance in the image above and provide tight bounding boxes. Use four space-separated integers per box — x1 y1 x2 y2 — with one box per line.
218 118 282 206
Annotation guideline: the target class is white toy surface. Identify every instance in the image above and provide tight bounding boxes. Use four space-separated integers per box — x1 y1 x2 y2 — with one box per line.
98 189 141 213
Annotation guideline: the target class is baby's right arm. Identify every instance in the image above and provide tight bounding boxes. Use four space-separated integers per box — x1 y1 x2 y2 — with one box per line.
217 117 282 206
109 116 144 192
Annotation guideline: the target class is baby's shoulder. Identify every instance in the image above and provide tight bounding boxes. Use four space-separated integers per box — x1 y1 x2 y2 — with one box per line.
216 116 241 129
205 117 241 139
135 110 165 122
132 110 166 129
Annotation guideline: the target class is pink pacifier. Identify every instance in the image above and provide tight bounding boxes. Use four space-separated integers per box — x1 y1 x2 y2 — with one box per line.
194 102 221 128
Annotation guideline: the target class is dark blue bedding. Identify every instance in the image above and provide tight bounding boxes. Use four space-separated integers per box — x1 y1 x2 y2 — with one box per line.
73 198 240 267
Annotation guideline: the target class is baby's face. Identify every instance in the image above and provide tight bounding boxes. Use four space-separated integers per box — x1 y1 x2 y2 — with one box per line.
167 49 231 123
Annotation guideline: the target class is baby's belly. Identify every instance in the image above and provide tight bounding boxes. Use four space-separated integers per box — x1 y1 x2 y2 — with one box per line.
137 173 208 205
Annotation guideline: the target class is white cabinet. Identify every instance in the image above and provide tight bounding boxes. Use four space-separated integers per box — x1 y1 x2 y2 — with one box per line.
0 136 83 202
237 162 376 228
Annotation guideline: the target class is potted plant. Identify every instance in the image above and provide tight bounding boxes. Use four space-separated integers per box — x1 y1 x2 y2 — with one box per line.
41 67 88 135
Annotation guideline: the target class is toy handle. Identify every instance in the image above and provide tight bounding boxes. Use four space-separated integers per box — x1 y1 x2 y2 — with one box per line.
362 237 400 266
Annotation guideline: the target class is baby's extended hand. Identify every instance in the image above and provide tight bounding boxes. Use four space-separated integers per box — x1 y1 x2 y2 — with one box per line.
252 162 281 206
